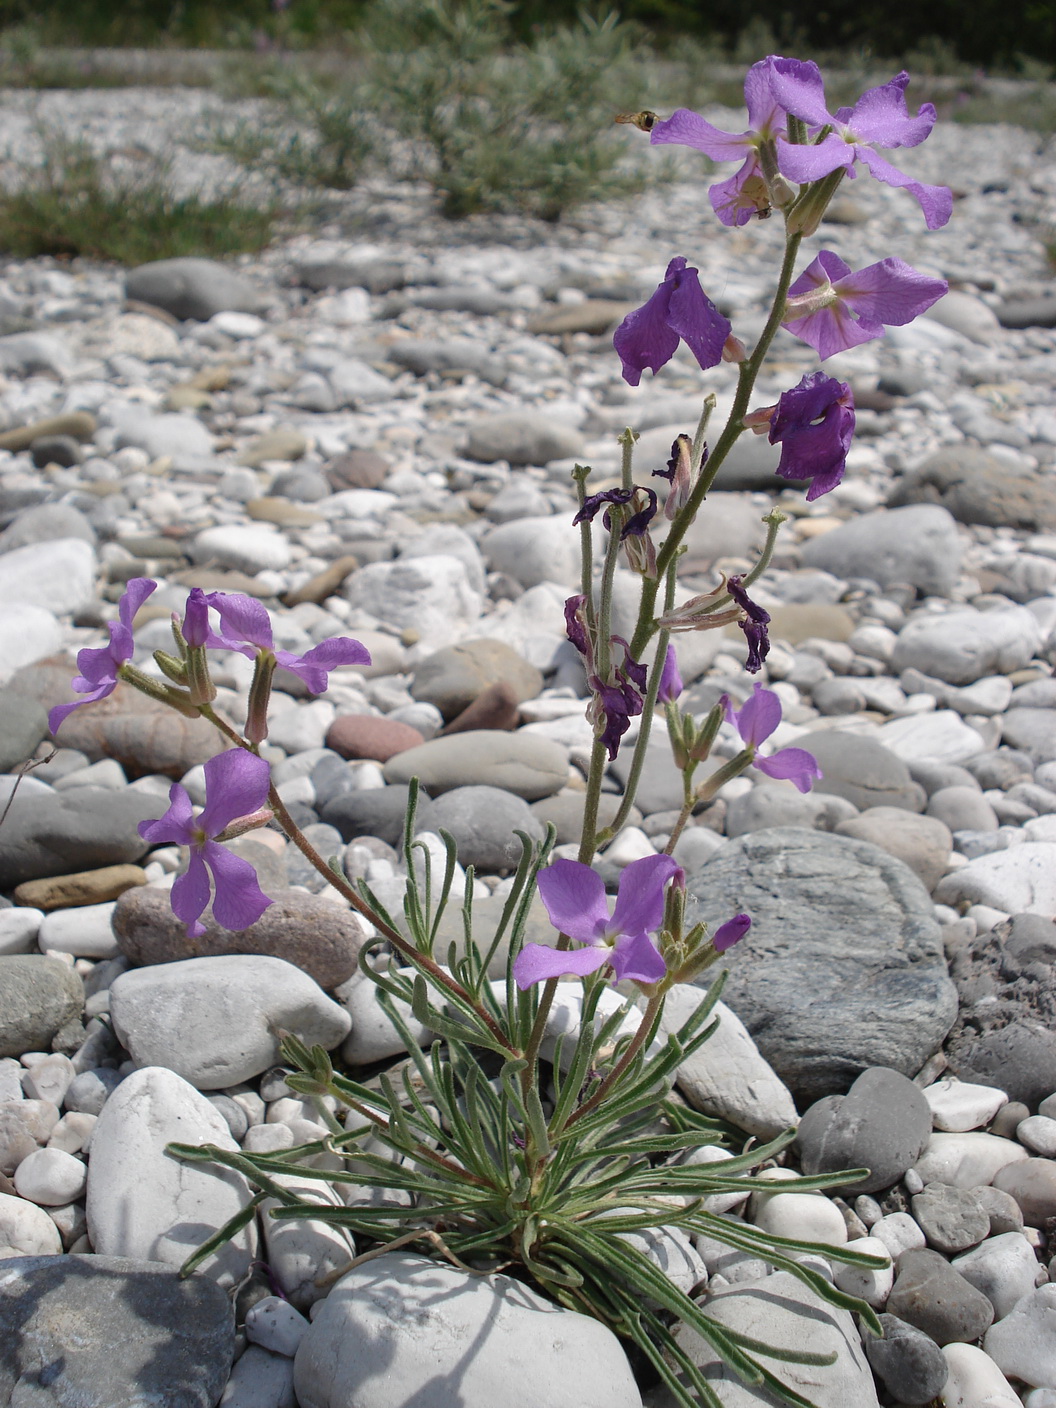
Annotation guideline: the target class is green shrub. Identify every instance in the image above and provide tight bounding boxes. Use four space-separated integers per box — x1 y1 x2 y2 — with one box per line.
0 131 287 263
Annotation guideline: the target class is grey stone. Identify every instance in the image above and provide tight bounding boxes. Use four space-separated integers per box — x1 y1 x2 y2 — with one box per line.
886 1247 995 1345
109 955 351 1088
0 956 83 1058
0 503 94 554
655 1270 880 1408
343 556 483 650
927 785 999 833
952 1231 1040 1318
910 1182 991 1254
792 730 925 813
834 808 952 892
293 1252 641 1408
411 639 543 721
0 538 95 616
893 606 1042 686
321 785 437 847
0 787 162 888
383 730 567 801
0 689 48 771
398 524 486 594
984 1283 1056 1388
800 504 962 596
0 333 72 379
0 1254 234 1408
865 1313 950 1405
389 337 505 385
1003 708 1056 764
997 296 1056 329
464 412 584 466
220 1345 295 1407
482 515 580 589
663 491 768 568
889 446 1056 531
688 829 957 1104
430 786 545 871
726 783 832 837
796 1067 932 1194
530 792 640 845
609 739 685 815
126 257 264 321
31 434 83 469
295 257 405 294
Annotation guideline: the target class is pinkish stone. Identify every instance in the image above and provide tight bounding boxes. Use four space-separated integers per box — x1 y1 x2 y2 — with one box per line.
326 715 424 763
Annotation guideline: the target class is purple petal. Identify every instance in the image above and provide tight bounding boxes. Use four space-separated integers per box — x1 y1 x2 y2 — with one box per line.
768 56 834 126
272 651 328 695
649 107 752 161
211 593 275 651
782 305 880 360
708 159 771 226
203 841 273 930
833 257 947 327
138 782 196 846
854 148 953 229
74 633 126 687
564 594 590 658
731 685 781 748
611 930 667 985
170 850 212 938
536 859 611 944
612 273 680 387
666 264 731 374
182 588 212 648
789 248 851 294
297 636 372 674
610 853 682 939
754 746 823 793
196 749 272 838
743 57 790 133
48 682 116 734
776 132 854 184
658 645 683 704
846 72 936 149
713 913 752 953
117 577 158 633
513 942 610 989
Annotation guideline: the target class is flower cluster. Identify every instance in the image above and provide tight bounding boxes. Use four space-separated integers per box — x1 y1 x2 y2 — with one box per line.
564 593 650 761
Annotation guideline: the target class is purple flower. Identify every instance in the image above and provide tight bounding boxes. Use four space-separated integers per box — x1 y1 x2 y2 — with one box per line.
713 913 752 953
782 250 947 360
723 684 822 794
649 57 813 225
564 594 591 659
727 576 771 674
588 638 648 761
138 749 273 938
768 61 953 229
658 645 683 704
181 586 212 648
574 486 658 539
613 257 731 387
768 372 855 502
49 578 157 734
204 592 371 693
514 853 683 989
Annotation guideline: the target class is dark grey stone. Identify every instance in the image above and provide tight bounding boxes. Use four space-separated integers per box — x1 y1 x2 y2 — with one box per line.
688 828 957 1105
996 296 1056 329
388 338 506 387
865 1313 950 1404
320 784 437 848
268 467 330 502
796 1067 932 1194
963 747 1033 790
310 751 360 810
888 445 1056 530
0 689 48 772
285 822 344 892
800 504 962 596
294 257 407 294
0 955 84 1058
886 1248 994 1345
911 1182 991 1254
30 435 83 469
430 786 545 871
0 786 162 888
794 730 926 813
0 1253 234 1407
907 760 981 797
125 257 264 322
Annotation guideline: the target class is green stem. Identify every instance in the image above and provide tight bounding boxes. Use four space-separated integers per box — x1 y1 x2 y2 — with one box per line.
663 798 697 856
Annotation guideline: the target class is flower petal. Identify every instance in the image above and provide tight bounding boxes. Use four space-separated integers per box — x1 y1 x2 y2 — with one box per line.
731 684 782 748
708 160 771 226
610 930 667 985
713 913 752 953
658 645 683 705
138 782 196 846
776 132 854 184
768 55 832 126
182 587 212 648
755 746 823 793
610 853 682 939
536 858 611 944
196 749 272 837
203 841 273 931
513 942 610 989
170 851 212 938
117 577 158 632
847 72 936 149
210 593 275 651
833 257 948 327
649 107 752 161
612 275 680 387
666 264 731 374
48 682 116 734
854 148 952 229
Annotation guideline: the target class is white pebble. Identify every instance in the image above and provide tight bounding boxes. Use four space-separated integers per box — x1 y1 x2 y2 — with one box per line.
0 907 42 954
832 1235 892 1307
603 827 656 866
0 1190 62 1257
871 1212 927 1259
943 1343 1021 1407
752 1192 848 1247
37 903 119 959
912 1132 1028 1188
904 1167 925 1195
13 1147 87 1205
923 1076 1009 1133
21 1053 75 1108
1019 1116 1056 1157
245 1295 310 1356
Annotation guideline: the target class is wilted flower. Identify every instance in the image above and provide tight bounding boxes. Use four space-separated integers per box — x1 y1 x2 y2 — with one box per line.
768 61 953 229
782 249 947 360
49 578 157 734
727 575 771 674
657 645 683 704
138 749 274 938
723 684 822 793
613 257 731 386
514 854 683 988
